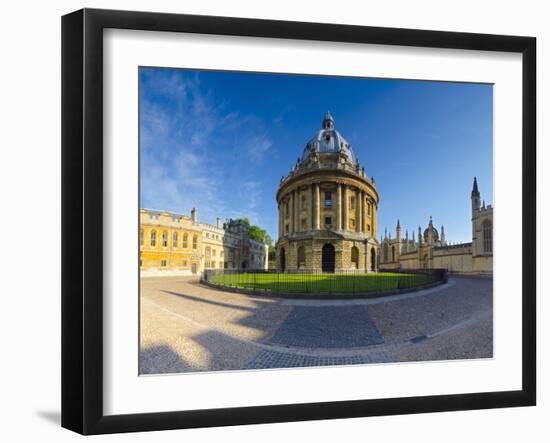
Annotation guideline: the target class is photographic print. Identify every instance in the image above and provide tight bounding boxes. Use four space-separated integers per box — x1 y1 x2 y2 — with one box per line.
138 67 493 375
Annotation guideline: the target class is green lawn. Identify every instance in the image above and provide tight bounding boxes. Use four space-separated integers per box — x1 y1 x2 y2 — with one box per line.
206 272 436 293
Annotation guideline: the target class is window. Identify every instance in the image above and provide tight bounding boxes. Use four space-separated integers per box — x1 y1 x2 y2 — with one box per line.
392 246 395 262
367 201 371 215
324 191 332 207
162 230 168 247
285 223 289 234
483 221 492 253
205 246 211 257
150 230 157 247
301 218 307 230
140 229 144 247
367 224 371 232
212 249 216 257
160 259 167 267
301 194 307 210
285 201 289 216
219 261 223 268
350 195 356 211
192 235 198 249
325 216 332 227
182 233 188 248
172 231 178 248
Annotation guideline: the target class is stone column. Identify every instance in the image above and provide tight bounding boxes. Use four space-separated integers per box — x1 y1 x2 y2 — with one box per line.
361 191 366 233
342 185 348 231
294 189 300 232
313 183 320 230
278 203 282 238
310 184 314 230
288 191 294 234
336 183 342 231
373 203 377 239
356 189 362 233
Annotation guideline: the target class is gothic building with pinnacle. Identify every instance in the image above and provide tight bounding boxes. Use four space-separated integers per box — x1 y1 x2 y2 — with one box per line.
379 177 493 275
275 112 379 272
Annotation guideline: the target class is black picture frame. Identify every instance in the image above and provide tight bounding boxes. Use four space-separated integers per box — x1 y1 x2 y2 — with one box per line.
61 8 536 435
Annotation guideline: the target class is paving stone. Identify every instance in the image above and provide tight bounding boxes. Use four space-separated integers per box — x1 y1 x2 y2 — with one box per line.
266 306 384 349
244 349 396 369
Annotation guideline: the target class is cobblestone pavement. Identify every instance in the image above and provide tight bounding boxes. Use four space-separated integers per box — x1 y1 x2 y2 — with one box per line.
140 276 492 374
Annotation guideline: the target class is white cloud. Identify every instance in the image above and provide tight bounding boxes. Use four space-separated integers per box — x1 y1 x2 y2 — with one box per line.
140 69 274 226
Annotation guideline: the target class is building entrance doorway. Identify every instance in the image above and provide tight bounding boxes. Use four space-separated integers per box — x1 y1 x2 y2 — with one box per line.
322 243 335 273
279 248 286 272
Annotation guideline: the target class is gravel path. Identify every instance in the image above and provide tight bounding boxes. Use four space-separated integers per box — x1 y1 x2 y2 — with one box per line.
140 276 492 374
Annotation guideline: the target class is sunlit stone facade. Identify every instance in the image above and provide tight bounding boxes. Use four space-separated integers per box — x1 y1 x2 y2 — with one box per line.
140 208 268 275
379 177 493 275
275 112 379 272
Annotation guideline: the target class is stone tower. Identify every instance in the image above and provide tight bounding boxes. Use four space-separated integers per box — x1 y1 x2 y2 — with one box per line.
395 219 402 261
471 176 481 253
471 176 481 213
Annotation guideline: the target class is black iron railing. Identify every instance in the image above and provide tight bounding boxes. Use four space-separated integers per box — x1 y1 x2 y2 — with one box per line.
201 268 448 295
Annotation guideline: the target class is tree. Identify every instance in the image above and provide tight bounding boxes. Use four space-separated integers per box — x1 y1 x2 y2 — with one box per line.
241 218 273 245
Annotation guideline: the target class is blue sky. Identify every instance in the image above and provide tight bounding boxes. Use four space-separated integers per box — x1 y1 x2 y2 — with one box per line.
140 67 492 243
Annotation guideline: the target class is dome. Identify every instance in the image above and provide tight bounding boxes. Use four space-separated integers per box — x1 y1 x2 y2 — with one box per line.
301 112 355 163
423 222 439 242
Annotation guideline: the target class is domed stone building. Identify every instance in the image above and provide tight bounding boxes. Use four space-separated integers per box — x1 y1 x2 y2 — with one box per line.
275 112 379 273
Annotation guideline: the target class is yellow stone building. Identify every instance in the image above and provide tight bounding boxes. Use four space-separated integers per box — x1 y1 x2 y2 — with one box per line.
140 208 268 275
276 112 379 272
379 177 493 275
140 208 203 274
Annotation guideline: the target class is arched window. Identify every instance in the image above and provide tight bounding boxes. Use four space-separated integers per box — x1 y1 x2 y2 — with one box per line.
297 246 306 269
205 246 211 257
350 195 356 210
370 247 376 271
162 230 168 247
140 229 144 247
192 235 198 249
150 230 156 247
182 233 188 248
351 246 359 269
483 220 492 253
391 245 395 262
172 231 178 248
383 243 389 262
